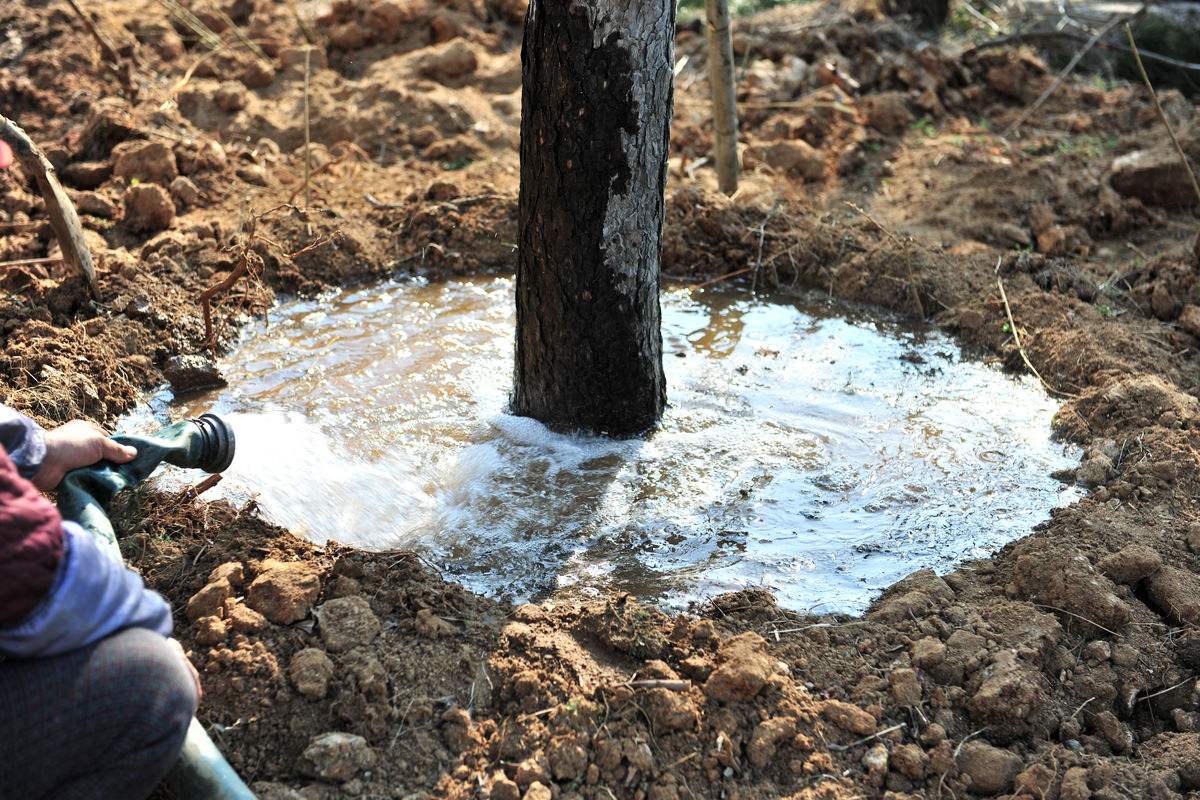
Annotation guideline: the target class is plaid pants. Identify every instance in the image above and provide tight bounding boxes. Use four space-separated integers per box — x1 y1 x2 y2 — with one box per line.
0 627 197 800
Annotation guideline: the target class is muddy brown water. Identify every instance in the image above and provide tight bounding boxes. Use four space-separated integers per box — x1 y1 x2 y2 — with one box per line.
120 277 1079 612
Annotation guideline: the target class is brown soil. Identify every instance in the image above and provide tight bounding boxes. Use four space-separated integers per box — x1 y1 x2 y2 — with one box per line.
4 1 1200 799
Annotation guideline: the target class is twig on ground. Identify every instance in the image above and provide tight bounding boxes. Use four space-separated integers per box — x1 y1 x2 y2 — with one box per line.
997 277 1076 399
1135 675 1196 703
0 115 98 297
1067 696 1095 721
828 723 906 751
1033 603 1118 636
1124 23 1200 208
628 679 691 692
0 255 64 269
1002 14 1125 138
176 474 223 504
697 267 752 288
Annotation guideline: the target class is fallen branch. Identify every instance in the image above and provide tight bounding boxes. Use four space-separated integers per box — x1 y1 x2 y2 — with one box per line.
997 277 1076 399
1002 14 1125 138
1124 23 1200 208
0 115 98 297
964 29 1200 74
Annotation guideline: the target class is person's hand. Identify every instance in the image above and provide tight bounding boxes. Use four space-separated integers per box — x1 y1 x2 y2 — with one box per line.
167 637 203 705
32 419 137 491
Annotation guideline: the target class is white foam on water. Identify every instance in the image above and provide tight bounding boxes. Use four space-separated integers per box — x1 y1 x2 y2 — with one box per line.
121 277 1080 611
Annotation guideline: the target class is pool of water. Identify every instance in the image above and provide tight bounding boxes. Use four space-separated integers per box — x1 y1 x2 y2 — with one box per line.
120 277 1079 612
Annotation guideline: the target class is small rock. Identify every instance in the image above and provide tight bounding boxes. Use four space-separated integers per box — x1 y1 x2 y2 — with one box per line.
123 183 175 232
822 700 876 736
72 190 119 218
63 160 113 189
289 648 335 700
1098 544 1162 584
316 596 381 652
1111 148 1198 207
226 601 268 634
891 743 928 780
956 740 1021 796
490 773 520 800
112 140 178 184
416 39 478 82
186 576 235 621
300 732 376 782
210 562 244 585
235 163 268 186
522 783 551 800
912 636 946 668
193 614 228 646
170 176 202 208
246 559 322 625
164 354 227 396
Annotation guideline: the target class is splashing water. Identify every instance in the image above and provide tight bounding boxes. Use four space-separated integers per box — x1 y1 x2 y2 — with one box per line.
120 277 1079 611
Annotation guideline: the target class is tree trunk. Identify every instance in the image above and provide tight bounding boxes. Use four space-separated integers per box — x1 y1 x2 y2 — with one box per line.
512 0 673 436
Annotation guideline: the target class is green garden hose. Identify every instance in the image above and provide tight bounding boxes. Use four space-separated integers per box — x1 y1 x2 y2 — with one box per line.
56 413 254 800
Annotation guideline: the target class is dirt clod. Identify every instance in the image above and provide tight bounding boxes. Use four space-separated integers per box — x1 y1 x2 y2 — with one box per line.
956 739 1022 795
122 183 175 232
246 559 322 625
300 732 376 782
315 595 381 652
289 648 335 700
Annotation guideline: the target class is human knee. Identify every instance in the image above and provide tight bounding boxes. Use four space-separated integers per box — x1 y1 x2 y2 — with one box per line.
98 628 197 751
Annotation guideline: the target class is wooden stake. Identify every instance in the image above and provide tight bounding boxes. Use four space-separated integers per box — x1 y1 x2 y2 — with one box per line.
705 0 740 195
303 46 312 215
0 115 99 298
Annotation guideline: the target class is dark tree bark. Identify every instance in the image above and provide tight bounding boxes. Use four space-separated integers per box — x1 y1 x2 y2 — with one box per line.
512 0 673 437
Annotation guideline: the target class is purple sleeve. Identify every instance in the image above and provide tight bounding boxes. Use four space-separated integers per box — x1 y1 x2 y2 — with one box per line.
0 521 174 658
0 405 46 481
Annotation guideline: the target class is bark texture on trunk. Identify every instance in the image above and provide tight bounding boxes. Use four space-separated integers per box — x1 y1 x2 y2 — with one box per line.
513 0 673 436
